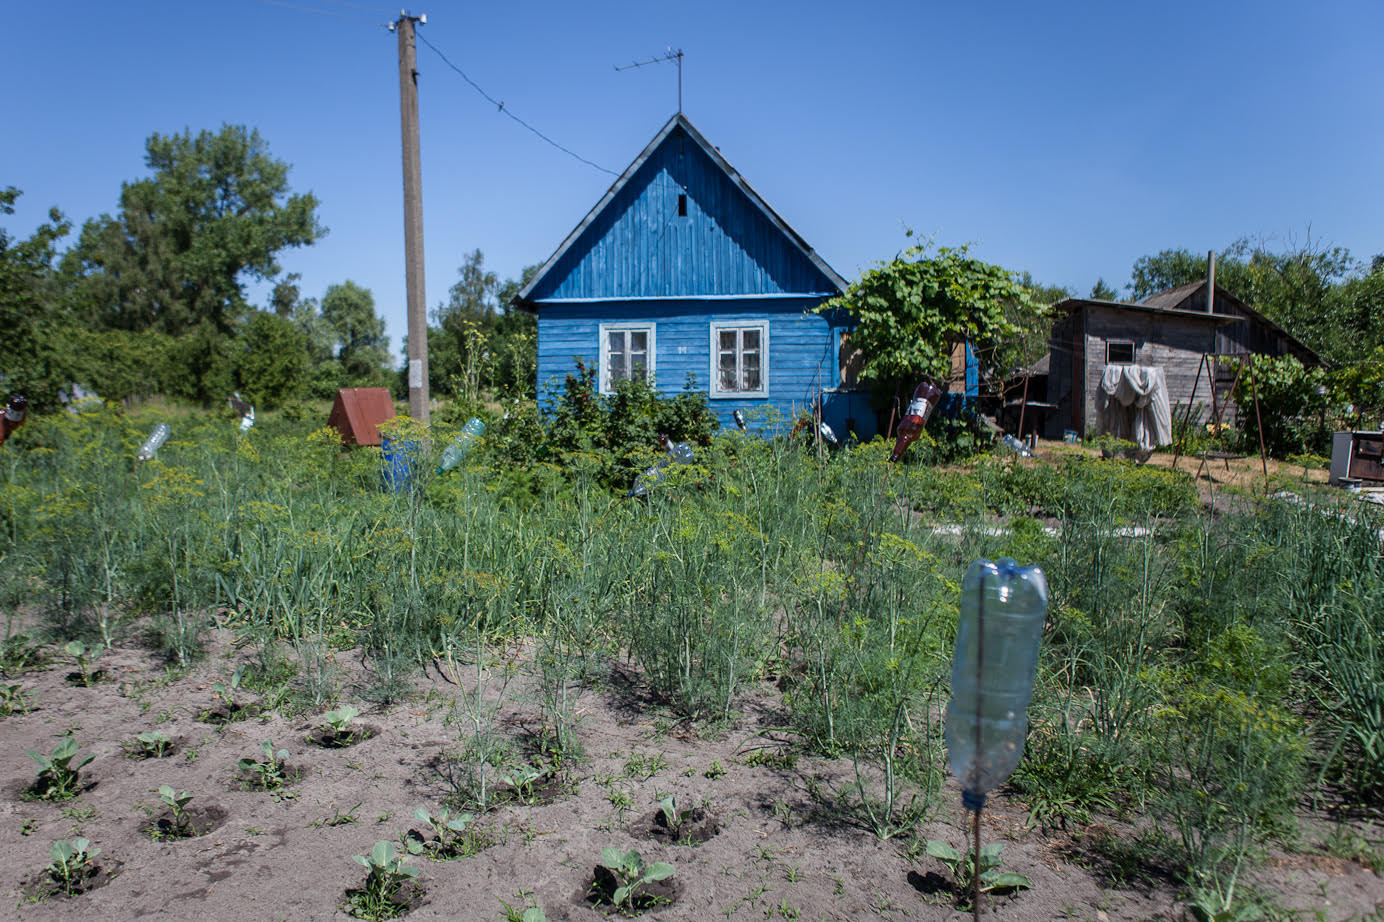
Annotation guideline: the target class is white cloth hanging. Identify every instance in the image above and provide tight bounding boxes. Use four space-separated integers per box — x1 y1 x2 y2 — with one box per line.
1096 364 1173 453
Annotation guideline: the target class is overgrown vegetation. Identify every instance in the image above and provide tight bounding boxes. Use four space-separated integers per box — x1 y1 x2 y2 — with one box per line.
0 404 1380 919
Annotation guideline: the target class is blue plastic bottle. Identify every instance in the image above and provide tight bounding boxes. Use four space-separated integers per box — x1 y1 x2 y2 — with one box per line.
944 558 1047 809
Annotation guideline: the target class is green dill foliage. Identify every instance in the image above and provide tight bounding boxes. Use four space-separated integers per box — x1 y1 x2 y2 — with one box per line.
345 840 419 921
237 740 291 791
26 736 95 801
46 837 101 897
923 840 1031 908
594 846 675 911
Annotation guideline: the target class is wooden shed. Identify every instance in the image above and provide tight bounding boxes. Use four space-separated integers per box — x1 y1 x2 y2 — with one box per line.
1044 282 1319 439
327 387 396 447
513 113 876 438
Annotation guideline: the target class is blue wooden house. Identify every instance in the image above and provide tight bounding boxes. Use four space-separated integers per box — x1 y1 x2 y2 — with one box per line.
513 114 877 438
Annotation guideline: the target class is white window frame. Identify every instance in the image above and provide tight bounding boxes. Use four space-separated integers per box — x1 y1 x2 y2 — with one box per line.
598 322 656 395
709 321 770 398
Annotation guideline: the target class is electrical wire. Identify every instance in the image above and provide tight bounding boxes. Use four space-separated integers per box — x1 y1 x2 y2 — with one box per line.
415 32 619 177
316 0 395 13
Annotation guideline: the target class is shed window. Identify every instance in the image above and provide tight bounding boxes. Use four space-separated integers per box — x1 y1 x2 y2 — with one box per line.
598 323 655 394
1106 341 1136 365
710 322 769 398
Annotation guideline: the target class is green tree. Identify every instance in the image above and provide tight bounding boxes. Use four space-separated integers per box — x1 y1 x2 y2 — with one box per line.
320 280 388 385
62 124 322 338
817 242 1040 399
1089 277 1119 301
0 187 74 408
237 311 307 409
426 253 538 400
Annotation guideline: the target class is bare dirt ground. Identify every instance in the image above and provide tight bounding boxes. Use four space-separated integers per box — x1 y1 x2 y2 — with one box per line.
1 627 1380 922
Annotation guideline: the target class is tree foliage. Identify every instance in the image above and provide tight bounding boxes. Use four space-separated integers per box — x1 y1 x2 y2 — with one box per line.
1127 237 1376 365
236 311 308 409
0 188 73 408
426 250 537 402
321 280 388 385
817 242 1041 394
61 124 322 338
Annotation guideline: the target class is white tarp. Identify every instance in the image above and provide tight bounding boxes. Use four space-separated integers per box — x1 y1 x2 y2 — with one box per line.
1096 364 1173 453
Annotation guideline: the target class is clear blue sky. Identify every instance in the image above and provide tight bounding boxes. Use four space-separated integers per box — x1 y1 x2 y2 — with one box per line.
3 0 1381 355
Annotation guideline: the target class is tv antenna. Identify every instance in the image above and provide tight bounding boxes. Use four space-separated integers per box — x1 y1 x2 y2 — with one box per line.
615 47 684 113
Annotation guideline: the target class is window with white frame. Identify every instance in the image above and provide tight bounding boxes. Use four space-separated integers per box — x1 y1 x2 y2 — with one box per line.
599 323 655 394
709 322 769 397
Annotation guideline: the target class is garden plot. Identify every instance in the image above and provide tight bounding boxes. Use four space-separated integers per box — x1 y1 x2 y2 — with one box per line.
0 410 1381 920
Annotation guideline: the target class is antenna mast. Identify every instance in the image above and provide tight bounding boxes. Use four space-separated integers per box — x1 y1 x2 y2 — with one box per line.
615 47 684 113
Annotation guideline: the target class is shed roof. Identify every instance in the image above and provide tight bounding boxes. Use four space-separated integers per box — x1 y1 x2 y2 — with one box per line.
327 387 395 447
514 113 847 309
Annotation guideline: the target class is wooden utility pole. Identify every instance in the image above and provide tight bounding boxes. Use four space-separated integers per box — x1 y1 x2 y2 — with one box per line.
394 12 429 423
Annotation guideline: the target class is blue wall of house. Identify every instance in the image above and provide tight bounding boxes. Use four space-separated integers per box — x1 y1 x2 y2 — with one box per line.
536 299 876 439
527 124 839 302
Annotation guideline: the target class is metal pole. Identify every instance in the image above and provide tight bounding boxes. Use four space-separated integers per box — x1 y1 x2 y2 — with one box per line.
973 572 985 921
397 13 430 423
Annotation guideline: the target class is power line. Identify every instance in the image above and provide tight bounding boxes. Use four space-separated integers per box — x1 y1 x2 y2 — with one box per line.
415 32 618 177
315 0 395 13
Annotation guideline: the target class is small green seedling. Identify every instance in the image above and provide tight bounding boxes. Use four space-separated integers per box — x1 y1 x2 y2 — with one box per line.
501 763 548 801
323 704 360 736
0 682 33 716
213 665 246 707
26 736 94 801
64 641 103 687
347 840 418 920
238 740 290 790
408 806 476 858
499 895 547 922
156 785 194 837
598 846 674 909
47 837 100 896
133 730 172 757
657 794 692 839
924 840 1031 906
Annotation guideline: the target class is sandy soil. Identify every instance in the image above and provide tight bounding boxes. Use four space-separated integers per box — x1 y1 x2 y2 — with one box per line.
1 629 1380 922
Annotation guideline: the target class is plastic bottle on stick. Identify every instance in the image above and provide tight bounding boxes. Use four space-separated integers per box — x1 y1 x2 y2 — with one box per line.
889 380 942 462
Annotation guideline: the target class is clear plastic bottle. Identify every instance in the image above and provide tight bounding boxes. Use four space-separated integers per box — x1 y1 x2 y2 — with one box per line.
944 558 1047 808
137 423 171 462
819 422 839 446
732 409 747 431
1000 433 1033 457
437 417 485 473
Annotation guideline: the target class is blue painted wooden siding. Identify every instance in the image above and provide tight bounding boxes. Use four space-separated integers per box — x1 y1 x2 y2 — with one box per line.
528 125 837 301
537 299 872 435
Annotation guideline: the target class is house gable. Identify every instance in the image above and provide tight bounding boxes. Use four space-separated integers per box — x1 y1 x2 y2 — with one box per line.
516 114 845 304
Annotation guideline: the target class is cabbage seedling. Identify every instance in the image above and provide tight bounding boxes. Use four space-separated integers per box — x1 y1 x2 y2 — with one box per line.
409 806 475 859
26 736 94 801
213 665 246 708
47 837 100 896
64 641 103 687
323 704 360 739
501 764 548 802
157 785 194 837
238 740 290 790
348 840 418 920
133 731 172 757
924 839 1031 907
657 795 692 840
598 846 674 909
